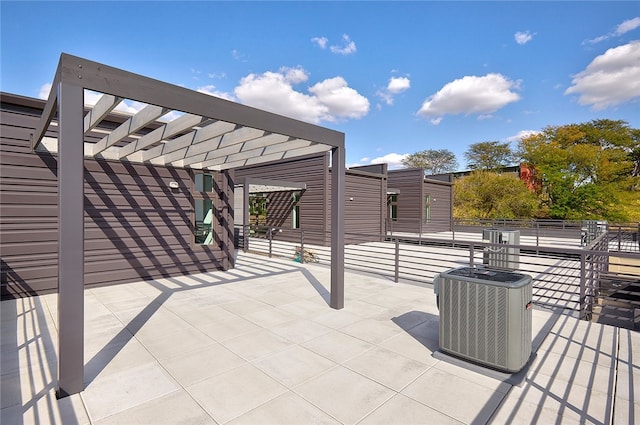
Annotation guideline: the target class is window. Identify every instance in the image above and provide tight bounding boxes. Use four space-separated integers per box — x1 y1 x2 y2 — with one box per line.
194 173 214 245
195 173 213 192
292 191 301 229
388 194 398 221
195 199 213 244
425 194 431 223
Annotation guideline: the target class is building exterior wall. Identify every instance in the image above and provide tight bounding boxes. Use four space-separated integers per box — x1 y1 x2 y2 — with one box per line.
235 155 388 246
332 169 387 243
387 168 453 233
234 154 330 245
1 93 234 299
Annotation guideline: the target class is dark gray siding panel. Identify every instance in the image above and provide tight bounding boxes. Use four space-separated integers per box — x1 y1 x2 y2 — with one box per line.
424 180 453 232
329 170 386 243
237 155 387 246
1 94 234 299
388 169 424 232
235 154 330 246
387 169 452 233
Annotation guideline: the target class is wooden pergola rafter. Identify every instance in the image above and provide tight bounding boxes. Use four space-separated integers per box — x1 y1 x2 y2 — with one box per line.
32 53 346 398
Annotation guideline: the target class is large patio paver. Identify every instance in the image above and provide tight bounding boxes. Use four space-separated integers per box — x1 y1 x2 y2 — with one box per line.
2 251 639 425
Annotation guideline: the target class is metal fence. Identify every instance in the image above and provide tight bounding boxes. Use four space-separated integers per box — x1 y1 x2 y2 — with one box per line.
236 221 640 327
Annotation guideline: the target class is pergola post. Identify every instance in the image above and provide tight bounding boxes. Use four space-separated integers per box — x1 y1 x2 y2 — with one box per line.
330 146 345 309
56 81 85 398
243 181 250 252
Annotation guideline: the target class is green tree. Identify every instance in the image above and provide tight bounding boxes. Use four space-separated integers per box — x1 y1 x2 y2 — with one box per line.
402 149 458 174
453 171 540 219
519 119 639 221
464 141 516 170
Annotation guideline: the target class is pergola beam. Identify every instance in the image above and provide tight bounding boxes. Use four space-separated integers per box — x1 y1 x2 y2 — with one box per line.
53 54 344 147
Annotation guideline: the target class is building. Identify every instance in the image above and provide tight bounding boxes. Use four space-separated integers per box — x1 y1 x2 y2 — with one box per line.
234 155 388 246
387 168 454 234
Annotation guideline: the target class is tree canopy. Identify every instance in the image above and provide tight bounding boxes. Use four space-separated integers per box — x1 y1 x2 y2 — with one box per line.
401 149 458 174
454 171 540 219
519 119 640 221
464 141 516 170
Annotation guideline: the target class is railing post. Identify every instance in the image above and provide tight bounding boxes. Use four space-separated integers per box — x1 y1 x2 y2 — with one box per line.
243 224 249 252
536 222 540 248
469 244 475 267
618 225 622 252
268 228 272 258
300 230 305 264
394 238 400 283
579 252 587 320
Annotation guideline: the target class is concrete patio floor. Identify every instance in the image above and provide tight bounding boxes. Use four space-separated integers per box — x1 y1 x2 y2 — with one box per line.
1 252 638 425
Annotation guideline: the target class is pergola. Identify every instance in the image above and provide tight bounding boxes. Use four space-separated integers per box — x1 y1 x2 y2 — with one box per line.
31 53 345 398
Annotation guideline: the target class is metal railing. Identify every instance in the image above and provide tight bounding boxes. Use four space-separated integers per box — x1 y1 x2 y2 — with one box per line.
235 223 640 325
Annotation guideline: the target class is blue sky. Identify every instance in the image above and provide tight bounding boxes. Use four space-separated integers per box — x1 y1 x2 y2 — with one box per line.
2 1 639 170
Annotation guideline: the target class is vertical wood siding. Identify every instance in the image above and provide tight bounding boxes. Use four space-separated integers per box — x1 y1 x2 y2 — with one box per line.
1 94 234 299
388 169 452 233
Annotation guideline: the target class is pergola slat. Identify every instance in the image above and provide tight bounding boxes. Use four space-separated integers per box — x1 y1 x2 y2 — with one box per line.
149 146 190 166
142 131 195 162
84 94 122 133
118 113 205 158
263 138 312 155
93 104 168 155
218 127 265 148
192 120 237 144
282 143 333 159
241 133 290 151
182 135 223 160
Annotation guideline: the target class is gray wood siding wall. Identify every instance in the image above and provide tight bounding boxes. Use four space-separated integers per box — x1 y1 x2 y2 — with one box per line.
423 179 453 232
329 170 386 243
387 169 452 233
1 95 234 299
234 154 330 245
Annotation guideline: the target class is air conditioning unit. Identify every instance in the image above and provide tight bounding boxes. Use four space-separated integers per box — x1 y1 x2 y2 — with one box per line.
482 229 520 270
433 267 532 373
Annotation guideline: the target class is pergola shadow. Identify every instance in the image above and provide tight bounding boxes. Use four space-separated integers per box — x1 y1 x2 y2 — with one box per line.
83 260 328 385
30 52 346 397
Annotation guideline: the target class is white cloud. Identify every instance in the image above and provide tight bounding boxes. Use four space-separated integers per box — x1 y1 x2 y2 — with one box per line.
308 77 369 120
505 129 541 143
38 82 52 99
197 84 235 101
311 36 328 49
417 73 521 124
514 31 534 45
234 67 369 124
367 152 408 169
377 76 411 105
565 41 640 110
330 34 357 55
615 17 640 36
585 17 640 44
388 76 410 94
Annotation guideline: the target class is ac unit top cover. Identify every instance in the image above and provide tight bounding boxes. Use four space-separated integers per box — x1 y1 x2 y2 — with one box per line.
439 267 531 288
